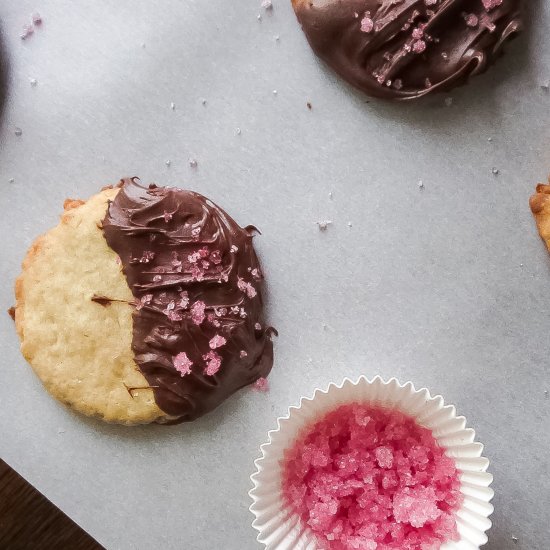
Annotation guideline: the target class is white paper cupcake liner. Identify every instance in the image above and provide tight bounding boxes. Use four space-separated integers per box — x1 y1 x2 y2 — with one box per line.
249 376 494 550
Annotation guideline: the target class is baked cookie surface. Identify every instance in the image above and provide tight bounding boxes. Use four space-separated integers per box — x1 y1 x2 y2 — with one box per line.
530 181 550 251
15 188 166 424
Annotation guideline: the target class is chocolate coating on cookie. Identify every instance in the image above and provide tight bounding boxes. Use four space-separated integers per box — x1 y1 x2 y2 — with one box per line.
102 178 274 421
292 0 522 100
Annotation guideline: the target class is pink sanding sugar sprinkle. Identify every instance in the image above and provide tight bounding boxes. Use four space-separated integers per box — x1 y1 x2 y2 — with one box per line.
173 352 193 376
237 277 257 298
203 350 222 376
360 15 373 33
191 301 206 325
465 13 479 27
412 40 426 54
282 404 462 550
209 334 227 349
253 377 269 392
482 0 503 10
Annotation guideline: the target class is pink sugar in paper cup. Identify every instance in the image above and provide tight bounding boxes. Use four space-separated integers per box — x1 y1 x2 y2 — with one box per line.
249 376 494 550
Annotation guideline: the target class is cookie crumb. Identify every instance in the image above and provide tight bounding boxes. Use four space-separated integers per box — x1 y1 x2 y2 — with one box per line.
14 127 22 136
29 78 38 86
307 102 312 110
170 102 176 110
7 306 15 321
316 220 332 231
261 0 273 9
31 12 42 25
189 158 198 168
236 127 241 135
8 178 15 184
418 180 424 189
165 159 171 167
492 167 499 175
512 536 518 543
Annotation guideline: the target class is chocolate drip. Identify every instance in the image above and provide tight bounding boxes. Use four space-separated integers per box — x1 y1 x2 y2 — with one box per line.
102 178 274 421
292 0 522 100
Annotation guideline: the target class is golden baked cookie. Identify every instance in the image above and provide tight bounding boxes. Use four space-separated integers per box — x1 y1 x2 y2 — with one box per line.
14 188 167 424
13 179 274 424
530 181 550 250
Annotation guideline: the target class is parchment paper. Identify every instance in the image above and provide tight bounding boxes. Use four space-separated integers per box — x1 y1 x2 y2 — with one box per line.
0 1 549 548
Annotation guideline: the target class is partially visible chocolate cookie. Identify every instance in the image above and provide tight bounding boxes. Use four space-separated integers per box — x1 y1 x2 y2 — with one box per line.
291 0 523 100
13 179 274 424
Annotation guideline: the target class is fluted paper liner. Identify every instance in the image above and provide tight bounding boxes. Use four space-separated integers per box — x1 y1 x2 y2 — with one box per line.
249 376 494 550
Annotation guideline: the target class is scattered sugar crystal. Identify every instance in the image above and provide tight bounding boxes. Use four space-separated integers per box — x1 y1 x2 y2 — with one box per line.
492 167 499 175
230 245 239 253
482 0 503 10
317 220 332 231
173 352 193 376
360 15 374 33
240 350 248 358
282 404 462 549
31 12 42 25
255 322 262 331
209 334 227 349
253 377 269 392
203 350 222 376
30 78 38 86
237 277 257 298
464 13 479 27
261 0 272 9
20 24 33 39
191 300 206 325
14 127 22 136
189 158 198 168
412 40 426 54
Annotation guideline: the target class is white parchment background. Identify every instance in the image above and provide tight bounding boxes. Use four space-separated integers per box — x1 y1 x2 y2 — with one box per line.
0 1 549 549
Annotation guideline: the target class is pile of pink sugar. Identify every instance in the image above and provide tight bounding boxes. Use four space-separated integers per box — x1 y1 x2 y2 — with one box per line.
282 404 462 550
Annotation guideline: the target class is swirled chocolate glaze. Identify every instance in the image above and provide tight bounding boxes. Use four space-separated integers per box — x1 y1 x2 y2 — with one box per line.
292 0 523 100
102 178 274 422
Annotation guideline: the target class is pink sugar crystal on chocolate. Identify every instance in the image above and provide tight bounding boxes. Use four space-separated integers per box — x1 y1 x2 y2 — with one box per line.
203 350 222 376
253 377 269 392
173 352 193 376
190 300 206 325
209 334 227 349
282 404 462 550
